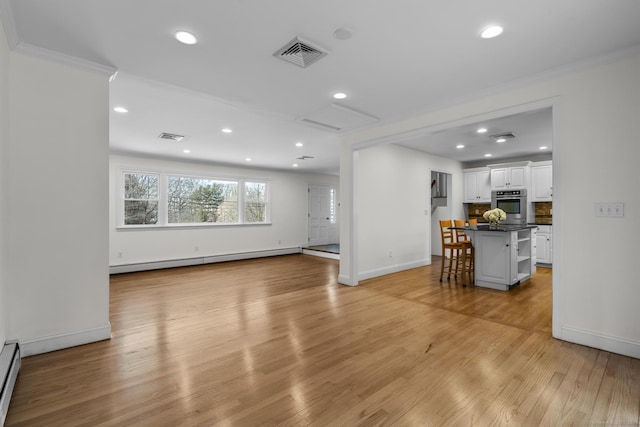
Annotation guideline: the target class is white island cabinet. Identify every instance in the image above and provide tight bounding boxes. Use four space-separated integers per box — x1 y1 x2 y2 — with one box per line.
468 225 536 291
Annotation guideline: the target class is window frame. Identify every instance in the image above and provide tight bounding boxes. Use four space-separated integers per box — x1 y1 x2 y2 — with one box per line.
117 168 271 229
242 180 270 224
121 170 161 227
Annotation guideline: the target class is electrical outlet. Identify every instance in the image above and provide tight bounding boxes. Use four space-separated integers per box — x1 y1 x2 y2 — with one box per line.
195 246 199 252
388 250 393 258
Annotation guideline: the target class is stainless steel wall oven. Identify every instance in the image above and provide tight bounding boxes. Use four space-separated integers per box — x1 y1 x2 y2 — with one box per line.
491 189 527 225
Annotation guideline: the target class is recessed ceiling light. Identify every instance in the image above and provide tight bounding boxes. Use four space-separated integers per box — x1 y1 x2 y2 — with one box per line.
221 128 232 134
333 28 353 40
456 144 465 149
539 146 549 150
292 163 299 168
481 25 503 39
183 149 191 154
484 153 493 157
113 106 128 113
295 142 303 147
175 31 198 45
333 92 347 99
496 137 507 143
245 158 252 162
477 127 487 134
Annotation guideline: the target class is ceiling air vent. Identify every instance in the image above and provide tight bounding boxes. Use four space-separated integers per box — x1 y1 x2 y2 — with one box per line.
489 132 517 142
158 132 184 142
273 37 328 68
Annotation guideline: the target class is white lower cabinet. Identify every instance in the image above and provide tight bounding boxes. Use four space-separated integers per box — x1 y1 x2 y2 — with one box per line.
536 225 552 265
474 228 533 291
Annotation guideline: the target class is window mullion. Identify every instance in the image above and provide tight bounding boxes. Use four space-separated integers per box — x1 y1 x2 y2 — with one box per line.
238 180 246 224
159 173 168 225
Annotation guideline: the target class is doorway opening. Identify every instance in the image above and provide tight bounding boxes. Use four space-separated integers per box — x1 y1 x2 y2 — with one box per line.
304 184 339 259
430 170 453 258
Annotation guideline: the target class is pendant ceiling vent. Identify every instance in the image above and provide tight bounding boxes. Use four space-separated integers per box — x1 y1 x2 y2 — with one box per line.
158 132 184 142
273 37 328 68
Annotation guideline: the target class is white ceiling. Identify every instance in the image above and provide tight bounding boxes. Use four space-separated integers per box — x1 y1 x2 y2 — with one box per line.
2 0 640 174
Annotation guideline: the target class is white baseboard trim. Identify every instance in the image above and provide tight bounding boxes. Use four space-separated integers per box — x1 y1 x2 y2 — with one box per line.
0 342 20 426
110 247 302 274
338 274 356 286
19 323 112 357
358 259 429 281
561 325 640 359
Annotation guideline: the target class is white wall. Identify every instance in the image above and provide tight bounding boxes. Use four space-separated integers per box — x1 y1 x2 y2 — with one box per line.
0 17 9 347
340 50 640 358
356 144 464 279
6 51 111 356
110 154 338 266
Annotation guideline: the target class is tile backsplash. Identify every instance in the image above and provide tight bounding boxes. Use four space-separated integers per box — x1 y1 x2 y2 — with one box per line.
467 203 491 223
534 201 553 224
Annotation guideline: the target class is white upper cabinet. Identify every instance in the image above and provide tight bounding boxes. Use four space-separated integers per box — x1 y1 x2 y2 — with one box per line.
463 168 491 203
489 162 530 190
531 161 553 201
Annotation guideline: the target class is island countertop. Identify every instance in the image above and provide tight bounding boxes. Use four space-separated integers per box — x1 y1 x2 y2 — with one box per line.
453 224 538 232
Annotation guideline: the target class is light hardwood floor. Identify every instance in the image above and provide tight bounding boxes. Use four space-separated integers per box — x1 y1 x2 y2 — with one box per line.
6 255 640 426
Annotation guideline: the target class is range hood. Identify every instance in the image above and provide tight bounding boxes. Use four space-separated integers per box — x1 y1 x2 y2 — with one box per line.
431 172 448 209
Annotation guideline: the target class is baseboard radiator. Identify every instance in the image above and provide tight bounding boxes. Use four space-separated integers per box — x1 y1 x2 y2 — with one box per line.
0 342 20 426
110 247 301 275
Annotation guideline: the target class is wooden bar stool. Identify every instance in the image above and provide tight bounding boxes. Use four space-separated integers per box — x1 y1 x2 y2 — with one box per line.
439 220 467 284
454 219 475 285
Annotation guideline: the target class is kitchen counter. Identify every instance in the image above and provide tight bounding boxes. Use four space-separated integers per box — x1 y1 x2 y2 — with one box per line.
454 225 535 290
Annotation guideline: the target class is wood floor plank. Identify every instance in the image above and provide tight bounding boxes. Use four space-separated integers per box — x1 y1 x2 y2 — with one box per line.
5 255 640 426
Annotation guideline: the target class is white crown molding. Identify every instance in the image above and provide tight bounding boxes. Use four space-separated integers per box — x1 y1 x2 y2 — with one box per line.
1 0 116 76
14 41 117 76
0 0 19 49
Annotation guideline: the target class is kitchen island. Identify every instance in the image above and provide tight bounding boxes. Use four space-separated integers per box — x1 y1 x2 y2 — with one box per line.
460 224 538 291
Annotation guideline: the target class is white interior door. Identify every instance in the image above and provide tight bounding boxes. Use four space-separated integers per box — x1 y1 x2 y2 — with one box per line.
308 184 332 246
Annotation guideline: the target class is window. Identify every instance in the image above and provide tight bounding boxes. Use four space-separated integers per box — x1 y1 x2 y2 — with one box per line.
120 169 270 228
168 176 238 224
244 181 268 223
123 173 159 225
329 187 337 224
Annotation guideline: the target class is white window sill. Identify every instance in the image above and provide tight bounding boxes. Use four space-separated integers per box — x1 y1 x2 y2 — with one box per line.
116 222 272 231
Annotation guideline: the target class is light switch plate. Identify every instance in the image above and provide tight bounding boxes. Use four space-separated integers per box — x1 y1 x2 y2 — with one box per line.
595 202 624 218
610 202 624 217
